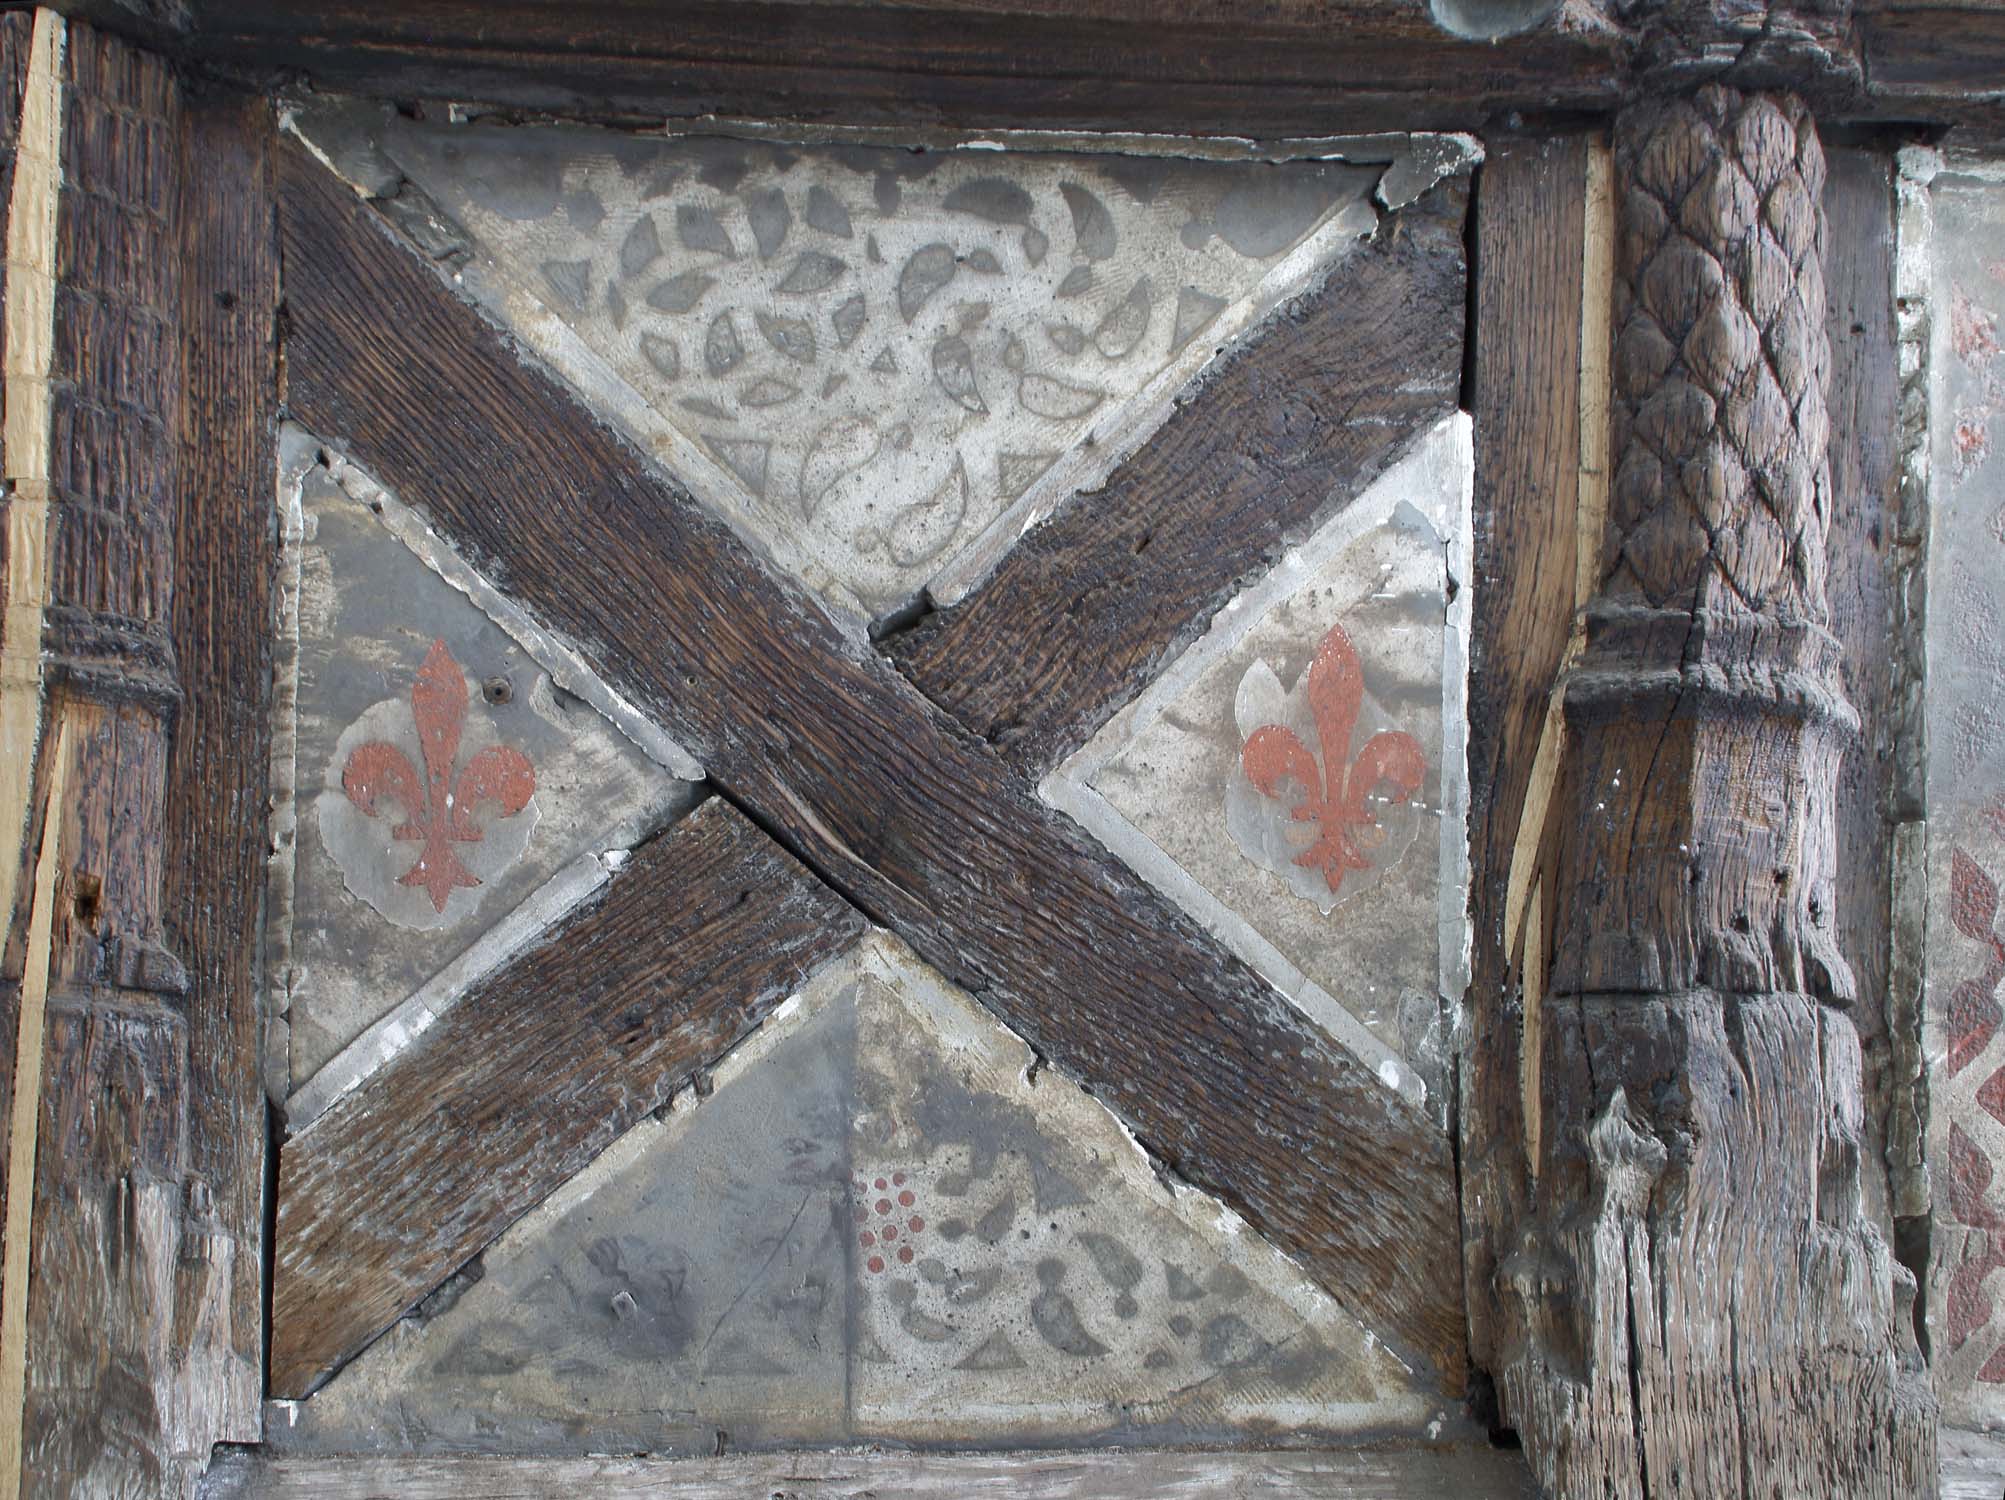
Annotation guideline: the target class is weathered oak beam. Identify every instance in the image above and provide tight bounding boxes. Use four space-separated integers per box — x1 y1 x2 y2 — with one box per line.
270 799 866 1398
275 139 1467 1390
890 179 1466 778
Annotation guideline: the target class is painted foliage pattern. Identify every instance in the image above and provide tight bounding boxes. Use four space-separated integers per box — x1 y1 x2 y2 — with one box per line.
350 111 1375 616
1930 168 2005 1426
273 942 1433 1454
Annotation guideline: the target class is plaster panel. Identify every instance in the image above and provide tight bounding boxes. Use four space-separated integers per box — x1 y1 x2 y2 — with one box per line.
272 935 1445 1455
1925 158 2005 1433
1046 416 1472 1118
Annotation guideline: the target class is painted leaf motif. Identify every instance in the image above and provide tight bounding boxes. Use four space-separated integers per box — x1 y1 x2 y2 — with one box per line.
832 293 867 349
800 416 882 519
887 453 970 567
777 251 848 295
756 310 817 364
931 335 987 413
943 177 1034 225
646 270 714 314
1092 278 1153 359
1060 181 1118 260
676 202 736 257
1018 372 1105 421
705 310 745 376
744 185 791 259
805 184 853 239
898 243 958 322
619 214 663 277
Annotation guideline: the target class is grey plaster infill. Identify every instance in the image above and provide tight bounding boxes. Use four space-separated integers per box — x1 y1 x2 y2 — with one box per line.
268 428 706 1122
1043 414 1474 1119
265 928 868 1441
281 102 1458 635
315 440 705 782
925 195 1380 609
284 849 618 1131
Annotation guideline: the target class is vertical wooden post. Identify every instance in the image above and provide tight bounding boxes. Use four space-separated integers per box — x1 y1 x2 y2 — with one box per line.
0 15 273 1497
1490 85 1938 1497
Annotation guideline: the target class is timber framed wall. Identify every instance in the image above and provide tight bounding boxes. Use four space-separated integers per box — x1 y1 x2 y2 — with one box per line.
0 2 2000 1497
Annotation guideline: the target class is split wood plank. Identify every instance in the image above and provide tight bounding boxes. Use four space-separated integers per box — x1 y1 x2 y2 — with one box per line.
197 1443 1543 1500
160 83 282 1442
270 799 866 1398
889 179 1467 778
275 142 1466 1394
1453 134 1594 1374
1820 148 1912 1237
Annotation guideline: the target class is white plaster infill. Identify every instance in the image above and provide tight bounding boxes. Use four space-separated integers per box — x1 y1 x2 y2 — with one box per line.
1042 413 1474 1119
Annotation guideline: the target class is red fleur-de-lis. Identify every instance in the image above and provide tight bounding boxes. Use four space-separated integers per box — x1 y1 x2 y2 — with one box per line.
1240 621 1426 897
342 639 536 913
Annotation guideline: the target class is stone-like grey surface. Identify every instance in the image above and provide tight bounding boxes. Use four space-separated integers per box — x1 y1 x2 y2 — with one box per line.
1924 156 2005 1434
288 101 1381 623
272 935 1441 1454
1046 417 1472 1117
273 440 698 1094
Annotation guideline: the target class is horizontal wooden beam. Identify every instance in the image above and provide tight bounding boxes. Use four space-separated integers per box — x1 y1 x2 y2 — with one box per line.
82 0 1628 136
275 139 1468 1387
269 799 866 1397
891 176 1466 778
39 0 2005 135
200 1443 1543 1499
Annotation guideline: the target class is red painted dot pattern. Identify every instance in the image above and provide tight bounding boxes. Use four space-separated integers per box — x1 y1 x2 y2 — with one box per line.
855 1171 922 1274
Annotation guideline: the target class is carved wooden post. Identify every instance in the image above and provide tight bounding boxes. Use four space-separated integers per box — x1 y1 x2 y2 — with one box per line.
1494 86 1939 1496
0 16 273 1495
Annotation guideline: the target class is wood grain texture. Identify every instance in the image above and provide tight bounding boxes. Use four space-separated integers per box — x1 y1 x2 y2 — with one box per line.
196 1444 1543 1500
1820 146 1905 1239
889 180 1466 777
270 800 867 1398
276 142 1466 1390
121 0 1626 137
1492 90 1939 1498
1455 134 1592 1376
160 83 280 1446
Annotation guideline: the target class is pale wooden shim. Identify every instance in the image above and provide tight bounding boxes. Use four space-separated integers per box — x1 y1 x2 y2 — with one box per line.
0 715 70 1499
1508 138 1611 1182
0 7 65 1021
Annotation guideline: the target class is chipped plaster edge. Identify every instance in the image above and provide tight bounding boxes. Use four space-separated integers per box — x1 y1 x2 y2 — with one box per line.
263 428 317 1105
1890 144 1937 1231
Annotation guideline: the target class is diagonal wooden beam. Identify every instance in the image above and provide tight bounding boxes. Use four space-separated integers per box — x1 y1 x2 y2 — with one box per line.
890 178 1467 778
276 141 1466 1388
270 799 866 1397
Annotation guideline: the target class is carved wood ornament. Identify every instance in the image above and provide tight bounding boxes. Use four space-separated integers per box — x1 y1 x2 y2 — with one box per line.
1492 83 1939 1497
